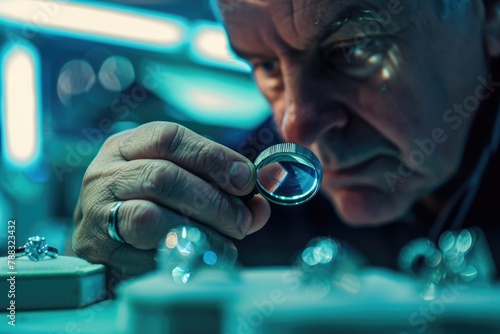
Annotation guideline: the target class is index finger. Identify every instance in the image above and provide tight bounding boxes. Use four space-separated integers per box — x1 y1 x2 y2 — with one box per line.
110 122 256 196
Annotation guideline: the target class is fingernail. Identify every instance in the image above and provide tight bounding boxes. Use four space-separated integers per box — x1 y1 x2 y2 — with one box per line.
229 161 253 190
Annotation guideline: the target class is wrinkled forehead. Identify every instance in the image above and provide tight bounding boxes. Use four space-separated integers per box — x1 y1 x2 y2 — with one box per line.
216 0 412 49
213 0 402 20
217 0 348 30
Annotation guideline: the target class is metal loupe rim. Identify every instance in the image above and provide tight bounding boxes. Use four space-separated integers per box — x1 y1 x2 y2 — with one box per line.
254 143 323 205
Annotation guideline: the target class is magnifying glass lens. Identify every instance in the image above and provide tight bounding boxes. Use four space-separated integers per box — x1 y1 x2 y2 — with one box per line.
254 143 323 206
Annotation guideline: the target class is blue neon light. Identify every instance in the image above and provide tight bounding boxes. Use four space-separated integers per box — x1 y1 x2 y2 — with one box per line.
188 21 251 73
0 1 189 53
143 62 270 130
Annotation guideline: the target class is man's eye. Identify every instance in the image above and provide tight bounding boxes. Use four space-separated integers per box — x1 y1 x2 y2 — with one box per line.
253 60 280 75
322 38 386 77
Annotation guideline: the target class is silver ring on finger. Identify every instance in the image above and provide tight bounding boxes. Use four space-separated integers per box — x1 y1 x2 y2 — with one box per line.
108 201 125 243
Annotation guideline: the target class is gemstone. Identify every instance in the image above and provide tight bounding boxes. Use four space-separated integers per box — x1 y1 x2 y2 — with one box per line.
25 236 48 261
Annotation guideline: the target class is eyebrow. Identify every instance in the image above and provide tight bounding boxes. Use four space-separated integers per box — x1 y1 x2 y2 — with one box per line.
230 3 387 59
317 3 389 45
230 46 271 60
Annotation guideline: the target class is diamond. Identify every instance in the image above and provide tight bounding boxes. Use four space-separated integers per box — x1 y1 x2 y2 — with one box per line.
25 236 48 261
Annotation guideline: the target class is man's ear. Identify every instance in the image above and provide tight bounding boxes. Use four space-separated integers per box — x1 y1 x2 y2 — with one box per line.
481 0 500 57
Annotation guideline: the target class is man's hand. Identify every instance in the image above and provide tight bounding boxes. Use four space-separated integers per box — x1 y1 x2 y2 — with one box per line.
72 122 271 276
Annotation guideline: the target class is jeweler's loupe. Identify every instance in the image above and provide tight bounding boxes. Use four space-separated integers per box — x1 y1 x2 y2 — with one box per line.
253 143 323 205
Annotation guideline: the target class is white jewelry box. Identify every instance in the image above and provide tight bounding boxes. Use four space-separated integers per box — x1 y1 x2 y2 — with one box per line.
0 256 106 310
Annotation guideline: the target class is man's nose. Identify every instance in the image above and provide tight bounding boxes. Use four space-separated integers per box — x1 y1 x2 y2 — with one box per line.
279 60 349 146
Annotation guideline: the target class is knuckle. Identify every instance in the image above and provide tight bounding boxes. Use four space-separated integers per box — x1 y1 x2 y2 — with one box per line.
190 182 214 211
107 164 130 198
152 122 185 157
201 189 237 234
139 161 167 198
116 136 131 159
124 202 161 247
105 129 131 156
116 129 140 159
212 197 234 229
138 162 182 201
115 123 166 160
162 163 185 199
194 145 227 178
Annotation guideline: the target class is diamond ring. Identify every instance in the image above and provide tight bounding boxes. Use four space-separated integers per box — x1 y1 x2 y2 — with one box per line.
15 236 59 261
108 201 125 243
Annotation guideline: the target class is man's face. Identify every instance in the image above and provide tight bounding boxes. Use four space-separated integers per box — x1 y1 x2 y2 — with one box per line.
219 0 490 225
